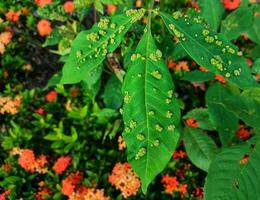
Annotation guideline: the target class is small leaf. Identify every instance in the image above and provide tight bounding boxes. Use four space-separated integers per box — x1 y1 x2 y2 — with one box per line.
122 29 180 193
183 127 218 172
160 11 258 89
206 83 238 146
61 9 145 84
183 70 215 83
198 0 224 31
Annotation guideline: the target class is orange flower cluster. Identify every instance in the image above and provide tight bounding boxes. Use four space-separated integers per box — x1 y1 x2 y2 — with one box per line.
11 148 47 173
161 174 188 196
107 5 117 15
118 136 126 151
173 150 186 159
69 187 110 200
173 61 190 71
0 31 12 54
35 0 52 7
35 182 52 200
108 162 140 198
61 171 83 196
0 190 11 200
37 19 52 37
186 118 199 128
236 124 251 140
53 156 72 174
214 74 226 84
199 66 209 72
222 0 240 10
45 90 57 102
0 96 21 114
64 1 75 14
5 10 21 22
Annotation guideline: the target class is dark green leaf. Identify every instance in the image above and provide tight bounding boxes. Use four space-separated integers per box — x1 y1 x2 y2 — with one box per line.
183 70 215 83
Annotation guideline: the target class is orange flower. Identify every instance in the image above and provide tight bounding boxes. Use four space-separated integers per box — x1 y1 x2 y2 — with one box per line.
256 74 260 79
135 0 142 8
53 156 72 174
215 74 226 84
0 32 12 45
0 43 5 54
63 1 75 14
0 190 11 200
69 187 110 200
107 4 117 15
35 107 46 115
199 66 209 72
236 124 251 140
61 171 83 196
21 7 29 15
173 150 186 159
108 162 140 198
0 96 21 115
186 118 199 128
37 19 52 37
175 61 190 71
162 174 179 194
118 136 126 151
240 154 249 165
167 59 176 69
45 90 57 102
178 183 188 195
5 10 21 22
35 0 52 7
222 0 240 10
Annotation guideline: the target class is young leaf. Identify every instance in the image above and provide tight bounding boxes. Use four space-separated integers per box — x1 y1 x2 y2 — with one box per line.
183 127 218 172
122 29 180 193
61 9 145 84
204 139 260 200
198 0 224 31
160 11 258 89
206 83 238 146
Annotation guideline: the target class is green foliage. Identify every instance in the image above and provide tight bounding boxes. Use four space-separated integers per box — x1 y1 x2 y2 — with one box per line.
122 29 180 193
183 70 215 83
183 127 218 172
160 11 258 89
206 83 238 146
61 9 145 84
198 0 224 31
204 138 260 200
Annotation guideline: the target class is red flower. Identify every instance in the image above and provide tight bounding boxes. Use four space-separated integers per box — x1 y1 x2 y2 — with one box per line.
193 187 204 197
53 156 72 174
18 149 36 171
5 10 21 22
186 118 199 128
61 171 83 196
178 184 188 195
45 90 57 102
222 0 240 10
215 74 226 84
35 0 52 7
236 124 251 140
135 0 142 8
173 150 186 159
162 174 179 194
107 4 117 15
0 190 11 200
37 20 52 37
35 107 46 116
199 66 209 72
63 1 75 14
240 154 249 165
167 59 176 69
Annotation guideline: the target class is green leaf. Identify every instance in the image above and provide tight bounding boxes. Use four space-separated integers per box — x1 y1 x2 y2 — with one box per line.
198 0 224 31
204 139 260 200
160 11 258 89
103 75 123 109
206 83 238 146
61 9 145 84
182 70 215 83
122 29 180 193
183 108 216 131
221 5 254 41
183 127 218 172
246 16 260 45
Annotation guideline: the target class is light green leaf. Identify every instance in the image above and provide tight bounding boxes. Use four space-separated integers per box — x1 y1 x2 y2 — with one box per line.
183 127 218 172
221 5 254 41
206 83 238 146
246 16 260 45
122 29 180 193
61 9 145 84
204 139 260 200
198 0 224 31
160 11 258 89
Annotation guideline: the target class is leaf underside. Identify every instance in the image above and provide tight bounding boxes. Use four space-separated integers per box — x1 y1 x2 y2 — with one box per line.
122 30 180 193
